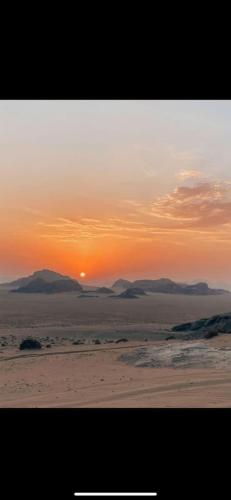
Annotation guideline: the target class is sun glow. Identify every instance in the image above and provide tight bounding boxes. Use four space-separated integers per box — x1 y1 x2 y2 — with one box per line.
80 272 86 278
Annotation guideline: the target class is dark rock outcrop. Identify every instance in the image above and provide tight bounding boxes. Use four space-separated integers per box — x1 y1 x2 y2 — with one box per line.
96 287 114 294
12 277 83 294
126 287 147 296
19 338 42 350
204 331 218 339
118 289 139 299
172 313 231 337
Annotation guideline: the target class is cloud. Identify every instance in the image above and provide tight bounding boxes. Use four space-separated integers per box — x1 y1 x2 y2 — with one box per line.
122 199 143 208
35 177 231 246
176 169 203 181
37 215 153 242
37 212 194 244
149 181 231 227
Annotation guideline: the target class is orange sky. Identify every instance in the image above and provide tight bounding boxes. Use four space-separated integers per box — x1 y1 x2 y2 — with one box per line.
1 100 231 287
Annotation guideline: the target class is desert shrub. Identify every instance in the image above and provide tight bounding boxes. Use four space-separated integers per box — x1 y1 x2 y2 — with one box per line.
115 338 128 343
94 339 101 345
19 338 42 350
166 335 176 340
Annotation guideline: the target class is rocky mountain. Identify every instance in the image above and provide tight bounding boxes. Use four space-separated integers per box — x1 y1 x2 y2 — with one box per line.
1 269 71 288
112 277 229 295
112 279 132 291
12 277 83 294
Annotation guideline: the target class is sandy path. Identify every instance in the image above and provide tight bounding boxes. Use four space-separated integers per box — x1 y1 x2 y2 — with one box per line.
0 343 149 362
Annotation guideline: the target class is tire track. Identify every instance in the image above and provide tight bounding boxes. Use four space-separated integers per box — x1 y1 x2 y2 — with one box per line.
43 375 231 407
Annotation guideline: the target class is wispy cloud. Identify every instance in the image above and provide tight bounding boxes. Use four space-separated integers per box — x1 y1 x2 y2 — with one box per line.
176 169 203 181
149 181 231 228
122 199 143 208
37 215 157 243
34 175 231 246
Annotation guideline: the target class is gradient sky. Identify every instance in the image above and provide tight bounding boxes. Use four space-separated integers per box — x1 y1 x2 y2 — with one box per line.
1 100 231 286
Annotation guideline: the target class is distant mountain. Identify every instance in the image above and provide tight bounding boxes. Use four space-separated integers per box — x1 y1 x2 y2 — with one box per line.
112 277 229 295
118 288 139 299
12 277 83 294
112 279 132 290
96 287 114 294
132 278 178 293
1 269 72 288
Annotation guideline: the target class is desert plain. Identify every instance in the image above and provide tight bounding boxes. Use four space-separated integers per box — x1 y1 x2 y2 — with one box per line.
1 287 231 407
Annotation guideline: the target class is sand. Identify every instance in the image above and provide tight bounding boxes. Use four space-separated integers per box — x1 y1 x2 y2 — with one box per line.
1 287 231 407
1 337 231 407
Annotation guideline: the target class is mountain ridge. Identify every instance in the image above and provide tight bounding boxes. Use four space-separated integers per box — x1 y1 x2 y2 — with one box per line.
1 270 229 295
112 277 229 295
1 269 72 288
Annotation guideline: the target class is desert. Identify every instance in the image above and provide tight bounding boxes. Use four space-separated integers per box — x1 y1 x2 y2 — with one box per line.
1 275 231 407
2 100 231 409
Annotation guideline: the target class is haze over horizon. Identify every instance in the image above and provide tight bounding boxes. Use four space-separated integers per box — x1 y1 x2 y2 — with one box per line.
1 100 231 286
1 267 231 292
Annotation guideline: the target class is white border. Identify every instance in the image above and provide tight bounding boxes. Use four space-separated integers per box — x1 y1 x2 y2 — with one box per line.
74 494 157 497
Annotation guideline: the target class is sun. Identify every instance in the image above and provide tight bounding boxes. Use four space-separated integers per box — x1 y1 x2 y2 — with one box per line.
80 272 86 278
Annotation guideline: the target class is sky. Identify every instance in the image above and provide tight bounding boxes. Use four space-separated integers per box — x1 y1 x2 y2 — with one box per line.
1 99 231 286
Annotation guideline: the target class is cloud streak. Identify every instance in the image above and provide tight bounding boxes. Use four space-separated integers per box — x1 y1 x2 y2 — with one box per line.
34 177 231 246
149 181 231 228
176 169 203 181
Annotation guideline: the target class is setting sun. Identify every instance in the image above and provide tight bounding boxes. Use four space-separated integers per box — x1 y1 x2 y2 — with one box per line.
80 272 86 278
